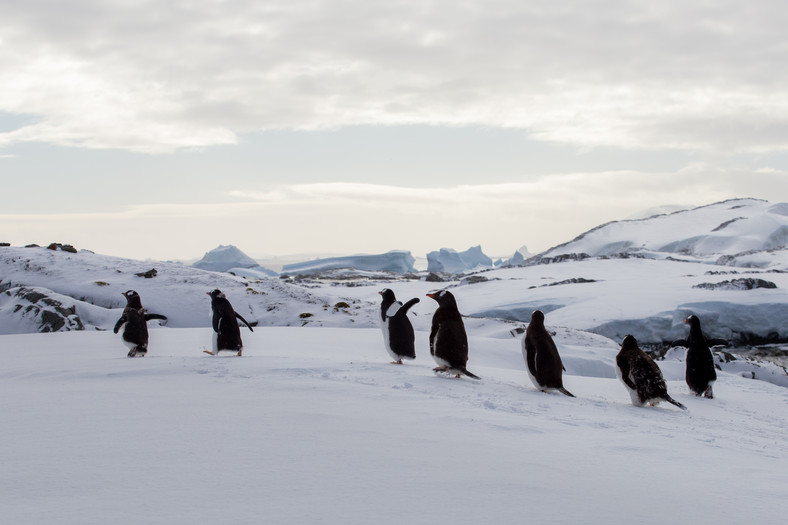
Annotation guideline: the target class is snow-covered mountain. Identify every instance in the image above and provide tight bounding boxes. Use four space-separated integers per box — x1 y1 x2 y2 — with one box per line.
536 198 788 265
191 244 278 276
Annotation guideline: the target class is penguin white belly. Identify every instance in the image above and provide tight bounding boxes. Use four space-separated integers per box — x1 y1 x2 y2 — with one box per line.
381 318 400 360
521 340 541 389
211 331 219 355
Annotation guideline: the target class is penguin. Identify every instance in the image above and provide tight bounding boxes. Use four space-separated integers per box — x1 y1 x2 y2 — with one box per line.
206 289 254 356
673 315 717 398
426 290 480 379
615 335 686 410
112 290 168 358
522 310 574 397
378 288 419 364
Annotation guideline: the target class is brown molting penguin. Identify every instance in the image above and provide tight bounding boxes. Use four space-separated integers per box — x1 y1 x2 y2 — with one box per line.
616 335 686 409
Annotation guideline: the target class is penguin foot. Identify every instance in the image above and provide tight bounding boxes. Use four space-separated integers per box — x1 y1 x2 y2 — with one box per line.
433 366 448 373
237 349 243 357
703 387 714 399
203 350 215 356
391 360 403 365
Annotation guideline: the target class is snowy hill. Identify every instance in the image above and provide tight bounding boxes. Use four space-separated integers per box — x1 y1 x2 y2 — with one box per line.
0 246 373 333
537 198 788 266
1 327 786 524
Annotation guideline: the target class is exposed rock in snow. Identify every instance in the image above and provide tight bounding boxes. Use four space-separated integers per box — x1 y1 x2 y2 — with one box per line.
281 250 416 275
426 245 492 273
0 286 85 333
693 278 777 291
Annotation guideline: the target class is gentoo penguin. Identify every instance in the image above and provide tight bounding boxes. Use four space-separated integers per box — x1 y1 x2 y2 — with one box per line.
112 290 168 357
677 315 717 398
426 290 480 379
616 335 686 409
378 288 419 364
522 310 574 397
206 289 254 356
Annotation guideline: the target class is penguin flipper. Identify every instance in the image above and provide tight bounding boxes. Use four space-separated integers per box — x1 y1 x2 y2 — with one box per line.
707 338 728 347
113 316 127 334
670 339 689 348
236 312 254 332
145 313 168 324
397 297 420 316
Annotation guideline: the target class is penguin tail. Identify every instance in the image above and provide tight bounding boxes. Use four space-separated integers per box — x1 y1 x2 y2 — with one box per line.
460 368 481 380
664 395 688 410
558 387 575 398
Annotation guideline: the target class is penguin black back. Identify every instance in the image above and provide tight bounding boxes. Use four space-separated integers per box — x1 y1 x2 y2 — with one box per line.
427 290 479 379
207 289 254 356
684 315 716 398
522 310 574 397
616 335 686 409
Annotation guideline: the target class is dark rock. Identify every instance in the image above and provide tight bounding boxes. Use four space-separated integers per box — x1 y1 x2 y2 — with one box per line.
693 278 777 291
135 268 158 278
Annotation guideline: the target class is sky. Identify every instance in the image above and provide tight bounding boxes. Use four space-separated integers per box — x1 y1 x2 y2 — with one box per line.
2 0 788 262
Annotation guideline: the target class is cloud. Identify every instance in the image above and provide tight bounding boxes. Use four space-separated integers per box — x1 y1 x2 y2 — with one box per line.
1 1 788 153
4 164 782 260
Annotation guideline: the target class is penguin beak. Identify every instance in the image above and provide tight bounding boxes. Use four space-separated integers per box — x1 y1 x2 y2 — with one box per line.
121 292 127 297
378 291 382 295
426 293 436 299
206 292 211 296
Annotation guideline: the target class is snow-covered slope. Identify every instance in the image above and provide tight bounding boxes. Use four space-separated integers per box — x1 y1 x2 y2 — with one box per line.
0 246 374 332
538 198 788 265
1 327 785 524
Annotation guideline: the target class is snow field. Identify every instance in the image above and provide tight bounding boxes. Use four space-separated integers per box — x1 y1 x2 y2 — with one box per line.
1 327 786 524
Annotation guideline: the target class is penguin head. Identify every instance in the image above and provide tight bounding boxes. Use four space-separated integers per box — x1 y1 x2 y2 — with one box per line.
685 315 701 328
207 289 226 301
121 290 143 309
426 289 457 307
621 334 639 350
530 310 545 325
379 288 396 302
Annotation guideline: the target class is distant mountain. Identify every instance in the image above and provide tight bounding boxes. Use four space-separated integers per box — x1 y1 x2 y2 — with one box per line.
535 198 788 267
192 245 277 276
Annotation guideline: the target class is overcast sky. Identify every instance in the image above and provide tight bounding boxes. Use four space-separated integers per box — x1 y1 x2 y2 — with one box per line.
2 0 788 261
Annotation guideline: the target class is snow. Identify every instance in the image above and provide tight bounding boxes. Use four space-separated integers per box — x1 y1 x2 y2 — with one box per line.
1 327 786 524
426 245 493 273
2 198 788 523
281 250 416 275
